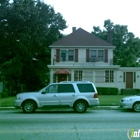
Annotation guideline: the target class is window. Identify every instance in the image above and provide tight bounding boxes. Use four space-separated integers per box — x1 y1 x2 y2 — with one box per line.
61 50 66 61
77 84 95 93
90 50 96 62
95 70 114 83
46 85 58 93
74 70 82 81
58 84 75 93
68 50 74 61
60 50 74 61
105 70 114 82
90 50 104 62
98 50 104 61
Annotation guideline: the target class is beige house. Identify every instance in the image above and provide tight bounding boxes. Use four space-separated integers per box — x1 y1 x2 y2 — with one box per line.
48 28 140 91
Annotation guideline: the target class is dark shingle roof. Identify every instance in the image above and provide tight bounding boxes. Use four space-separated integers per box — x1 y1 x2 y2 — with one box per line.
50 28 113 46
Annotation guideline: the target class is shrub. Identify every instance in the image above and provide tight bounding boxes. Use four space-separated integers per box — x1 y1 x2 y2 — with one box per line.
97 87 119 95
1 91 8 98
121 89 140 95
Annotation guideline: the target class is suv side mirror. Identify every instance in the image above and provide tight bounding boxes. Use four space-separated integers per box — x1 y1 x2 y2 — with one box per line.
41 91 46 94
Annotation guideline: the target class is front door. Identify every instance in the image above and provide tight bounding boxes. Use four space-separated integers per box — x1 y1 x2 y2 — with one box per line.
126 72 133 88
39 84 59 107
58 74 67 82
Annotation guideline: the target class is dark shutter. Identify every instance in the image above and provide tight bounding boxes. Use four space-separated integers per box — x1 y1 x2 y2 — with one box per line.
56 49 60 62
86 49 89 62
105 49 108 62
75 49 78 62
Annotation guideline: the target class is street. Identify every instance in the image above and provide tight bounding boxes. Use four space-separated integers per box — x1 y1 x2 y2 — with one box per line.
0 109 139 140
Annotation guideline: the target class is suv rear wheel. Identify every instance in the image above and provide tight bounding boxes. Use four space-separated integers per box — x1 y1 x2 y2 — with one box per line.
22 100 37 113
74 100 87 113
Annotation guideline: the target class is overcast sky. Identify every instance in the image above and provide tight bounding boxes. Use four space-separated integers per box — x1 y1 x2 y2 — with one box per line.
44 0 140 38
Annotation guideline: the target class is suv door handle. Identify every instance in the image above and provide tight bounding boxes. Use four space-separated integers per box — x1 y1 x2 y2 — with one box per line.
53 95 57 97
72 94 76 96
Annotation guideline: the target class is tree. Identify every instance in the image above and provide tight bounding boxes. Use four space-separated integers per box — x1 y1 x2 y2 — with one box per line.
0 0 67 94
92 19 140 67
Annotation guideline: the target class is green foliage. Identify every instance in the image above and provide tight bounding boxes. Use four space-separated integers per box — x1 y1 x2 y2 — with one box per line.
92 19 140 67
97 87 119 95
121 89 140 95
0 0 67 94
0 90 8 98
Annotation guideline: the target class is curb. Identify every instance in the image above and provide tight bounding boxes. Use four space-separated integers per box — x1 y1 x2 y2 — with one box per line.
94 106 121 110
0 107 15 110
0 106 121 110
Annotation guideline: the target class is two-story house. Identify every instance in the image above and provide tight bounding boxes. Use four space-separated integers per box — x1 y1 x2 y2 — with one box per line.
48 28 140 91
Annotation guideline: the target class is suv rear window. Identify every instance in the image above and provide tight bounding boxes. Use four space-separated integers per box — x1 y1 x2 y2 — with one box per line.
77 83 95 93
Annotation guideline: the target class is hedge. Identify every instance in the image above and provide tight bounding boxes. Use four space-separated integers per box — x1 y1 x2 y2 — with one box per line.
96 87 119 95
121 89 140 95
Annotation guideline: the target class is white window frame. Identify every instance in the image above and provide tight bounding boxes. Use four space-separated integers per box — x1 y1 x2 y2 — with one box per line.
95 70 114 83
74 70 82 81
105 70 114 83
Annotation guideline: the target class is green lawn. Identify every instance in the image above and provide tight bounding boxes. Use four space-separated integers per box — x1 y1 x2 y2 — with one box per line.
0 97 15 107
0 95 127 107
99 95 126 106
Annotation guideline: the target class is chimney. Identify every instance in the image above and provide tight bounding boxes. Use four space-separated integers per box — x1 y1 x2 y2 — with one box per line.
72 27 76 32
108 30 113 44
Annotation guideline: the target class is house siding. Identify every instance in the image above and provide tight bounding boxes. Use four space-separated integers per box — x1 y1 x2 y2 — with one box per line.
48 28 140 92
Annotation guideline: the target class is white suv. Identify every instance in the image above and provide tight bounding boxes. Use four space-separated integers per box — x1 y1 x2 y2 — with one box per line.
15 81 99 113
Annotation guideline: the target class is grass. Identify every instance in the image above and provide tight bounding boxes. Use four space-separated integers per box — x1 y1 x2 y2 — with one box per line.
99 95 126 106
0 97 15 107
0 95 127 107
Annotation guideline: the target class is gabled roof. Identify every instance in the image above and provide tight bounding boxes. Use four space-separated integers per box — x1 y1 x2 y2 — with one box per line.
50 28 113 47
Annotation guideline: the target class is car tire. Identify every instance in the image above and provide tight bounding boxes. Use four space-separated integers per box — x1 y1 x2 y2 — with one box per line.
22 100 37 113
74 100 87 113
133 102 140 112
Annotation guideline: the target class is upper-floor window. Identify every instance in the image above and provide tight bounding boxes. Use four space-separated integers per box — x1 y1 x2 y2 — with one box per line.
61 50 74 61
90 50 104 62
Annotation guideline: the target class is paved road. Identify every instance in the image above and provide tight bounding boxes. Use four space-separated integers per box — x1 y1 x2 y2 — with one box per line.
0 109 139 140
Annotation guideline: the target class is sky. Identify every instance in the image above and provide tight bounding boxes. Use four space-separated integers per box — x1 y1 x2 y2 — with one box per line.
44 0 140 38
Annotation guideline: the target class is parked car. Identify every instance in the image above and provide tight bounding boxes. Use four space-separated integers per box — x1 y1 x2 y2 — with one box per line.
120 94 140 112
15 81 99 113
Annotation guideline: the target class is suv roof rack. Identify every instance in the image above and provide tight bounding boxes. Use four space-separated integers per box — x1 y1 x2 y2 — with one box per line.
59 81 91 83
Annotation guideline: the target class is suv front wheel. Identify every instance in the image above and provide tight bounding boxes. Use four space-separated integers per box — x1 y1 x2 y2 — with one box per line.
22 100 37 113
133 102 140 112
74 100 87 113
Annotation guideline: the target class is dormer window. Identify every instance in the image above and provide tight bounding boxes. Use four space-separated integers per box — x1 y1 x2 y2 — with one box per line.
60 50 74 61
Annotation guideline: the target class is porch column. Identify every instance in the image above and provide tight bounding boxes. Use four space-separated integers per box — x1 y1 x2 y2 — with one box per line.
50 69 54 83
71 70 74 81
93 71 95 83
